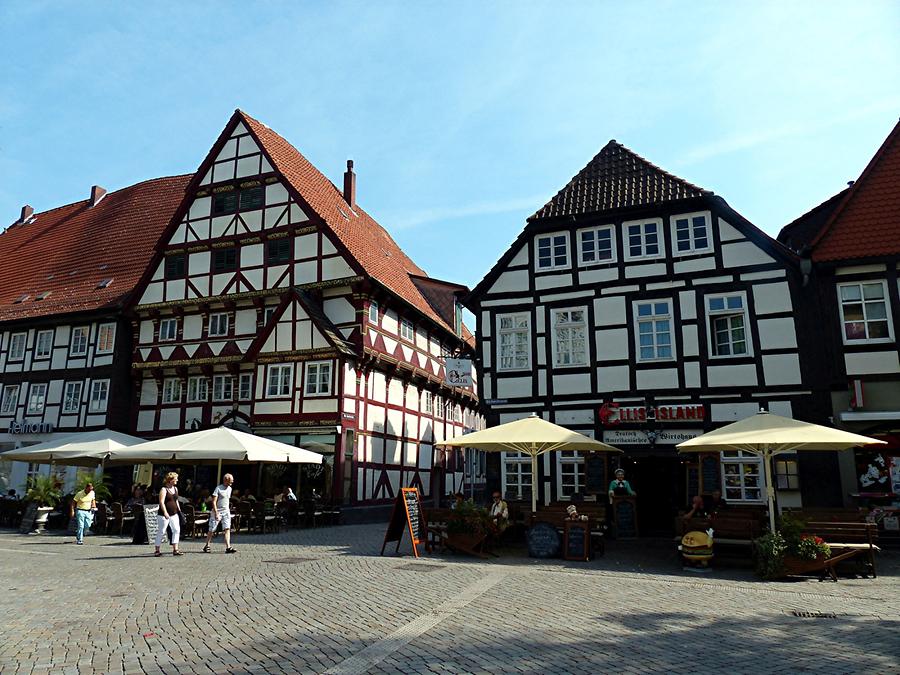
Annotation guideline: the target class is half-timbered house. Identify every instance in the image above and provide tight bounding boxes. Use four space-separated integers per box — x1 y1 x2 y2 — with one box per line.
779 119 900 504
466 140 830 533
131 111 482 511
0 177 189 493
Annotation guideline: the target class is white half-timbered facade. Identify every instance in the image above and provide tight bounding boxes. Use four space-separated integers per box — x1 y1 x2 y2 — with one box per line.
467 140 827 533
132 111 482 509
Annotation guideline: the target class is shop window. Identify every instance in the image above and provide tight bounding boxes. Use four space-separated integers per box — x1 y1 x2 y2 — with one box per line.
578 225 615 265
775 459 800 490
89 380 110 413
35 330 54 359
70 326 89 356
838 281 893 343
707 293 751 357
721 451 764 502
497 313 531 370
557 450 585 500
635 301 673 361
551 308 587 367
502 451 533 501
63 382 82 413
536 232 569 270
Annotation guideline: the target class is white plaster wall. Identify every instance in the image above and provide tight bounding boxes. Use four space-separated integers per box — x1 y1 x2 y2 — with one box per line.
597 365 629 391
625 263 667 278
757 317 798 350
552 373 591 396
595 328 628 360
762 354 802 385
139 321 154 344
711 402 760 421
684 361 701 388
636 368 679 389
594 296 626 326
717 219 744 242
681 325 699 356
722 240 775 268
235 309 256 335
183 315 203 340
535 274 573 291
578 268 619 285
490 270 530 293
752 282 793 315
496 376 532 398
707 364 757 387
674 257 717 274
845 351 900 375
509 245 529 266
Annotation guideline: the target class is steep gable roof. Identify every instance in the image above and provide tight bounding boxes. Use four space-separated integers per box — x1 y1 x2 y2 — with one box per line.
530 140 710 220
0 175 191 323
777 187 850 253
810 119 900 262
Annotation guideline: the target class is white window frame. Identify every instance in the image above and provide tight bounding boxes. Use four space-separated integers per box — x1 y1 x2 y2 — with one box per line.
208 313 230 337
706 291 752 359
721 451 765 503
577 225 616 266
266 364 293 398
63 382 83 414
634 299 676 362
70 326 89 357
304 361 332 396
161 378 182 404
670 211 712 256
535 231 570 271
8 332 27 361
497 313 531 371
238 373 253 401
186 376 208 403
423 391 433 414
501 451 533 501
27 383 47 414
556 450 586 500
212 375 233 402
368 301 379 325
550 307 588 367
623 218 664 261
159 318 178 342
837 280 894 345
89 380 110 413
35 330 54 359
399 319 415 342
1 385 19 414
96 323 116 354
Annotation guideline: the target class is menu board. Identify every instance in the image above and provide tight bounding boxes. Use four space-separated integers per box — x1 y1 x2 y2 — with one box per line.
687 465 700 501
527 522 561 558
701 455 721 494
584 456 607 495
613 497 638 539
18 502 38 534
380 488 423 558
144 504 165 545
564 521 590 561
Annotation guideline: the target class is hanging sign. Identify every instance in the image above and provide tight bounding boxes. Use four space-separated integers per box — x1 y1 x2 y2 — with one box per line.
380 487 423 558
444 359 473 387
599 402 704 426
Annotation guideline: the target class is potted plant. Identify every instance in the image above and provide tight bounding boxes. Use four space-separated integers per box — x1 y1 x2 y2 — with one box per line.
24 474 62 533
445 500 493 557
754 514 831 580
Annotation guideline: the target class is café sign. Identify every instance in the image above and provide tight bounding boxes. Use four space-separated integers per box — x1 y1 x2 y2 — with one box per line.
444 358 473 387
8 420 55 435
602 429 704 445
599 402 705 426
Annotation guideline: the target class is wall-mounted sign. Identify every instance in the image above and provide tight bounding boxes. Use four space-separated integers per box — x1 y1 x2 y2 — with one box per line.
602 429 704 445
7 420 55 435
599 402 705 426
445 358 473 387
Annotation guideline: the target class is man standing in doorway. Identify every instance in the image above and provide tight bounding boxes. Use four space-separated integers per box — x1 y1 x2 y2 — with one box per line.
70 481 96 545
203 474 236 554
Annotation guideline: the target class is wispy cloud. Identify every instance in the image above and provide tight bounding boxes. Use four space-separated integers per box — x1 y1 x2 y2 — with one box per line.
387 195 546 231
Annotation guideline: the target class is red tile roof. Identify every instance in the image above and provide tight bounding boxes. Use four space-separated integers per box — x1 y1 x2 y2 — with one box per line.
811 120 900 262
239 111 475 347
777 187 850 253
0 175 191 323
531 140 710 220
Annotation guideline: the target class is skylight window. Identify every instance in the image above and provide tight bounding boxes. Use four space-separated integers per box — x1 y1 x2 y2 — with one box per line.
96 278 114 289
13 294 29 304
35 291 51 301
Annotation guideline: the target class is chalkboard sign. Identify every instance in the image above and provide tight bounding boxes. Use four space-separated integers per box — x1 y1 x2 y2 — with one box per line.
564 521 590 561
144 504 166 545
18 502 38 534
701 455 721 494
585 455 607 495
380 488 423 558
527 521 561 558
613 497 638 539
687 465 699 501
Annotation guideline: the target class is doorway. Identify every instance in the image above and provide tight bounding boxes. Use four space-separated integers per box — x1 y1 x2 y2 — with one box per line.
621 455 684 536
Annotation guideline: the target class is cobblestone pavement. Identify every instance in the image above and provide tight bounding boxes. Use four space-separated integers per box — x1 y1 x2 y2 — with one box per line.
0 525 897 674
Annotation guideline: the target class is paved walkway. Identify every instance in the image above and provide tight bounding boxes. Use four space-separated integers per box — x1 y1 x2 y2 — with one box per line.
0 525 897 674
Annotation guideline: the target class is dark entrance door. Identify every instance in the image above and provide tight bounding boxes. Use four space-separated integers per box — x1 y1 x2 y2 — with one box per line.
621 455 683 536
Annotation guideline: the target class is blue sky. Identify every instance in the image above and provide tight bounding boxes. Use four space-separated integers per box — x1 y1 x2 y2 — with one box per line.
1 1 898 291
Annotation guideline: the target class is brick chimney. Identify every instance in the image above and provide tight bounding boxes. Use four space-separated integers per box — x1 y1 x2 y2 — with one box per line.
343 160 356 208
90 185 107 207
19 205 34 223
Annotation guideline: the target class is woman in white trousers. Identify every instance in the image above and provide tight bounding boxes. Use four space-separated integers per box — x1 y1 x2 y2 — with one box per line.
154 472 183 557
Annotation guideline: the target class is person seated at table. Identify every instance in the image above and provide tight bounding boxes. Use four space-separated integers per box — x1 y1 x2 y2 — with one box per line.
126 485 145 509
683 495 709 520
566 504 588 521
608 469 636 499
196 489 211 511
489 491 509 532
2 489 17 500
243 490 257 502
281 486 297 502
702 490 728 515
450 492 465 510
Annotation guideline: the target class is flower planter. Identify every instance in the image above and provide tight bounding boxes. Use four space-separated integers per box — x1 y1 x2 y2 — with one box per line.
32 506 55 534
445 531 489 558
782 554 830 577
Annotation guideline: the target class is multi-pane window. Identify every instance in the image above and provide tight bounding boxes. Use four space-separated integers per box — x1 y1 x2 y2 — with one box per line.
212 190 239 215
89 380 109 413
673 213 710 253
96 323 116 353
838 281 892 342
213 375 233 402
423 391 433 414
400 319 415 341
70 327 88 356
498 313 530 370
625 220 661 259
213 247 237 273
238 373 253 400
27 383 47 414
558 451 585 499
578 226 615 265
552 308 587 367
164 254 185 280
1 385 19 414
161 379 182 404
502 452 533 500
707 294 749 357
452 405 461 423
721 451 763 502
63 382 83 413
266 364 293 398
536 233 569 270
187 376 208 403
266 238 291 265
239 185 264 210
159 318 178 341
368 301 379 324
304 361 332 396
636 301 673 361
8 333 27 360
35 330 54 359
209 313 230 337
775 459 800 490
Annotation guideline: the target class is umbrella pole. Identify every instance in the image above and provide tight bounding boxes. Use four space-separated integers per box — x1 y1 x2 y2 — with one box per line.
216 457 222 481
763 449 777 533
531 453 538 515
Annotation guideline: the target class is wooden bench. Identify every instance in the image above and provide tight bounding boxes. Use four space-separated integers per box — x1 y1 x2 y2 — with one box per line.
424 507 452 552
531 504 606 555
804 520 880 578
675 509 765 553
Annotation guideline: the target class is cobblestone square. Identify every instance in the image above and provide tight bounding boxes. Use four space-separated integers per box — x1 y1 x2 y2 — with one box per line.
0 525 897 674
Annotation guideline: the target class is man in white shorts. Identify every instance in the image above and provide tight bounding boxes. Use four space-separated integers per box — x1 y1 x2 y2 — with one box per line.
203 473 236 553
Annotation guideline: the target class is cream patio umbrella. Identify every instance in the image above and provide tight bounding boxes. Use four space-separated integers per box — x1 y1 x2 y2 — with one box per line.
677 409 885 532
441 413 622 514
0 429 146 467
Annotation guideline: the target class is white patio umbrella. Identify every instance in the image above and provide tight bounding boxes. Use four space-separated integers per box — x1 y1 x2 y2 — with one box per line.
677 409 885 532
441 413 622 513
0 429 146 466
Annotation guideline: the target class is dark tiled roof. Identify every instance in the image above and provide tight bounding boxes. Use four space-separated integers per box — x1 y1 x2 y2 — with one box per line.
0 175 191 323
811 120 900 262
530 140 710 220
777 187 850 253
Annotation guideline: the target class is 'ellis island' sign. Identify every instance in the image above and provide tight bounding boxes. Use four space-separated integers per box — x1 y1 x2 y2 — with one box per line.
599 402 704 426
8 420 55 434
